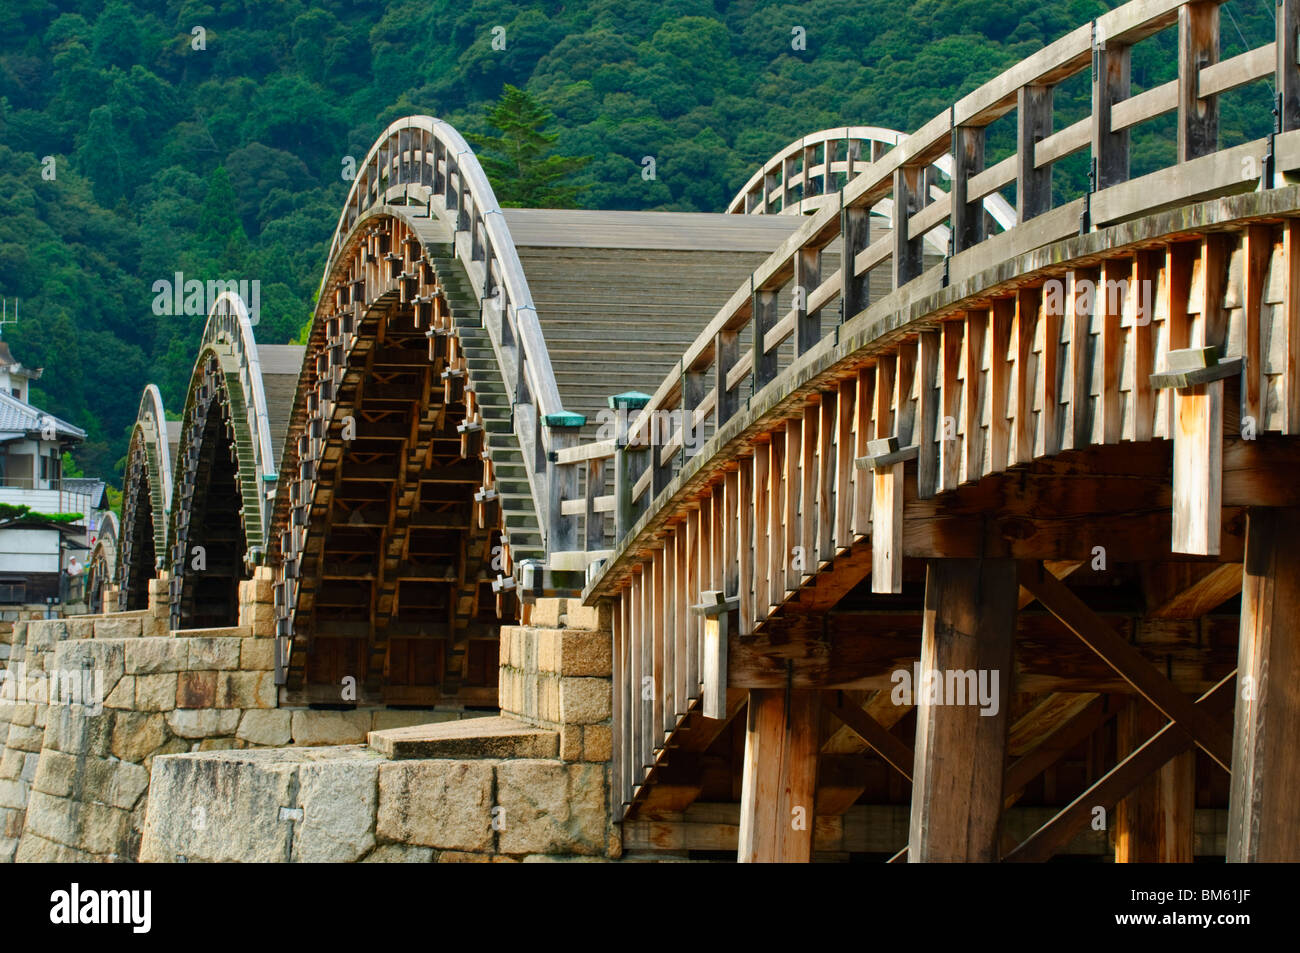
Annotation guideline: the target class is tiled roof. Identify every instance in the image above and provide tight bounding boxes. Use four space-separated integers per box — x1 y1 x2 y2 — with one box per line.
0 390 85 441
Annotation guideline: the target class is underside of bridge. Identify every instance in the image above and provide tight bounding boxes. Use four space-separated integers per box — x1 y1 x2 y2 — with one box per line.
118 388 172 611
178 383 249 628
277 217 516 707
618 438 1261 860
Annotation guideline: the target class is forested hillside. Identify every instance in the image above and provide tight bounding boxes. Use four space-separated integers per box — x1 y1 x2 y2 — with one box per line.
0 0 1279 479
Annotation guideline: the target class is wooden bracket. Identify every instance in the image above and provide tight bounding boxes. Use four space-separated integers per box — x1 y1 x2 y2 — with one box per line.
691 590 738 719
1149 346 1242 389
853 436 920 470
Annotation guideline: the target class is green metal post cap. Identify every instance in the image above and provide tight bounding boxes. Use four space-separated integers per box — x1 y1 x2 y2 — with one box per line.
608 391 652 410
543 411 587 428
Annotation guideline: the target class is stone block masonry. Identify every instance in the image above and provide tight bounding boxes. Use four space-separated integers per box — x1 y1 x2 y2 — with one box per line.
0 568 469 863
498 598 614 763
137 597 623 862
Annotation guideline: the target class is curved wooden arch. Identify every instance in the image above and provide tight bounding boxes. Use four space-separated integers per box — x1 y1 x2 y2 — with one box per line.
725 126 1018 248
87 511 118 614
273 207 515 704
167 293 278 629
117 385 172 610
313 117 588 559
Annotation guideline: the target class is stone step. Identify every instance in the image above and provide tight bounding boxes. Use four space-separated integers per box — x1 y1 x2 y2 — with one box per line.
367 715 558 760
171 625 254 639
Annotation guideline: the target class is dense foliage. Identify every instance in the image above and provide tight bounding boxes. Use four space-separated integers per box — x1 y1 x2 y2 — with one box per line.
0 0 1280 482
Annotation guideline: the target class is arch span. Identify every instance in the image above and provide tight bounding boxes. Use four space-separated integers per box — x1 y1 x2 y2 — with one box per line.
87 511 118 614
273 206 518 705
167 293 282 630
727 126 1018 254
117 385 172 611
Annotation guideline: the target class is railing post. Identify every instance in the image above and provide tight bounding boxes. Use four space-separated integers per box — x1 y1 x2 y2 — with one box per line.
584 456 606 553
752 282 779 391
841 202 871 321
715 329 740 426
544 413 586 554
1280 0 1300 133
951 126 986 253
611 392 651 543
683 363 708 461
1017 85 1053 221
892 164 925 289
1178 1 1219 162
794 246 822 355
1092 36 1131 191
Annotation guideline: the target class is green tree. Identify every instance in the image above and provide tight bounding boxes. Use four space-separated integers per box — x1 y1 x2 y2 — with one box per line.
469 85 592 208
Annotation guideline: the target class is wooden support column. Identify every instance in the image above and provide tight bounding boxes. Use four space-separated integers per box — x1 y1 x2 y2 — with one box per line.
917 330 941 496
1178 1 1219 163
1017 85 1053 222
908 558 1017 862
715 329 740 426
951 125 986 252
1114 699 1195 863
753 285 779 392
737 688 821 863
1171 379 1223 556
1228 507 1300 862
545 420 583 552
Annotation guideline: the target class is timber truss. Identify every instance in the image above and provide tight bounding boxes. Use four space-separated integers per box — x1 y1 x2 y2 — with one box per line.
117 385 171 611
274 212 518 706
551 0 1300 861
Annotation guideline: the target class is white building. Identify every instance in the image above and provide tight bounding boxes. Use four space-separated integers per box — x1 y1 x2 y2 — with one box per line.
0 341 107 607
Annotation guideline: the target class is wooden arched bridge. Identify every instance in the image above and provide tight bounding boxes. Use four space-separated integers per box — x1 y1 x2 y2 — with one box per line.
113 0 1300 862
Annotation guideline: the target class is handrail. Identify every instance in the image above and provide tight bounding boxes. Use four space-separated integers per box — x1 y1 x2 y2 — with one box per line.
201 292 278 533
137 384 172 516
546 0 1292 592
323 117 565 414
726 125 1018 237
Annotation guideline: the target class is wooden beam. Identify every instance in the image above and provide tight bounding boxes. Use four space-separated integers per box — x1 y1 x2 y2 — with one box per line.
826 699 915 782
1004 693 1112 806
1018 560 1233 770
737 688 821 862
1006 672 1234 862
1142 560 1242 619
1228 507 1300 861
909 558 1017 862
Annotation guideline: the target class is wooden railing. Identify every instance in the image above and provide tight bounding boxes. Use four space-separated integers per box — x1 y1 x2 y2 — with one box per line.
725 126 1017 240
541 0 1300 811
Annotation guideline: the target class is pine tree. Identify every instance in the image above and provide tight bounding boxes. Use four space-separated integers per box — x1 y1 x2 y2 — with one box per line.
468 85 591 208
